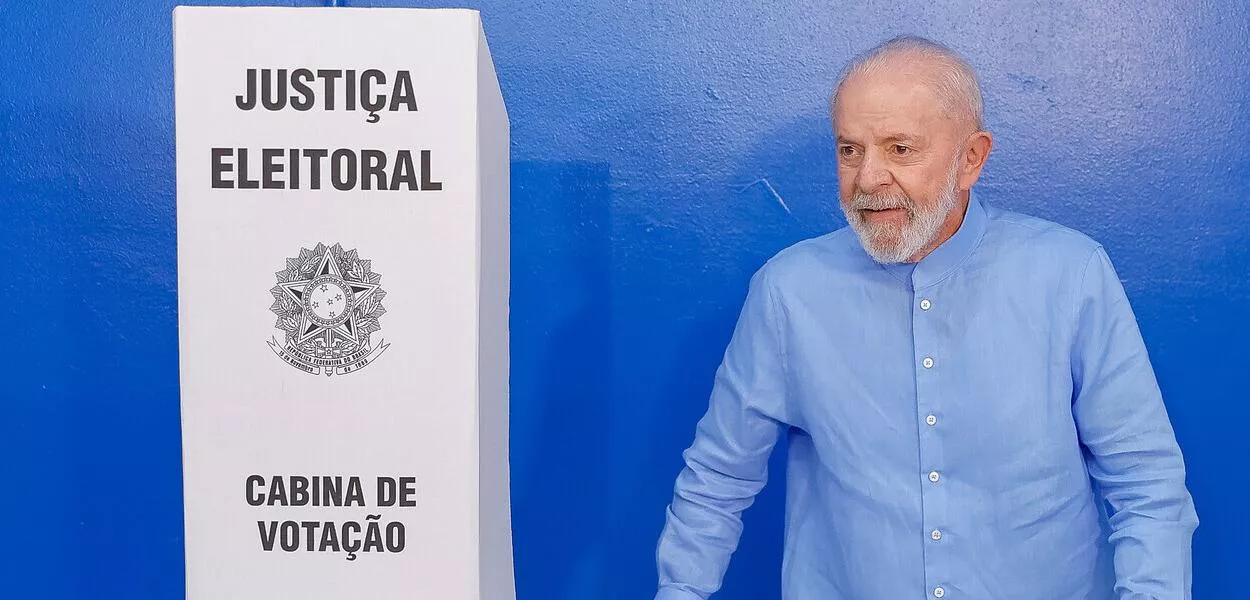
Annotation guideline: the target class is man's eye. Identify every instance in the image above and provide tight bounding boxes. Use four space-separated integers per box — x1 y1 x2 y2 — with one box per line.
839 146 857 157
892 144 911 155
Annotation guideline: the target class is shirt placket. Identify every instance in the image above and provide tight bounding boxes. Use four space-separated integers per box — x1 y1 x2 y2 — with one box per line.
913 283 950 599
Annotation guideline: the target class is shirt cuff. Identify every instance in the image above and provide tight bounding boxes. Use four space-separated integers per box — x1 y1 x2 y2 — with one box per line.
654 587 706 600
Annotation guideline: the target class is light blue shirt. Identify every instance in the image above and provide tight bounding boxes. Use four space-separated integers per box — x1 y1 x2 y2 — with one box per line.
655 194 1197 600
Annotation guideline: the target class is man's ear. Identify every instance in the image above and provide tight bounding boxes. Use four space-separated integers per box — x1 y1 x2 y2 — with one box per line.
958 131 993 191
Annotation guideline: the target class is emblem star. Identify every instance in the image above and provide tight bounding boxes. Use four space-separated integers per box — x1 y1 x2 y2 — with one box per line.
277 247 380 348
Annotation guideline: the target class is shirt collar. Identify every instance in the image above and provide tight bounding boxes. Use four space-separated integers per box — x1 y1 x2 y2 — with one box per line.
876 191 988 290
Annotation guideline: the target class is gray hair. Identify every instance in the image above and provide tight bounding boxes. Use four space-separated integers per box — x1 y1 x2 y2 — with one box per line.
831 36 984 131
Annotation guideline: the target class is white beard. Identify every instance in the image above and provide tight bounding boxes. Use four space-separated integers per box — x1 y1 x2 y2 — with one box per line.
843 160 961 264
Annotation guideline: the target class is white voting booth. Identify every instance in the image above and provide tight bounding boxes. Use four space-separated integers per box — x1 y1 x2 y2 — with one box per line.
174 7 512 599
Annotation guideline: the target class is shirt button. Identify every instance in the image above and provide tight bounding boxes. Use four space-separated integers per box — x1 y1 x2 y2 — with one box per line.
922 357 934 369
931 529 943 541
934 587 945 598
920 298 932 311
928 471 941 483
926 414 937 426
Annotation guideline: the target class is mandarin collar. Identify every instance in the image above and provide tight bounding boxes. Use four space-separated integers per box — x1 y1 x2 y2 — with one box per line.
877 191 988 290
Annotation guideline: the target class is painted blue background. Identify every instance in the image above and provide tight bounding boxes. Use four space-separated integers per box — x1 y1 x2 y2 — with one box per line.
1 1 1245 598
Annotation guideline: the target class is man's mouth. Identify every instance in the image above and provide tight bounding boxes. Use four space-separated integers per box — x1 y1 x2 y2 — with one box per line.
861 207 907 216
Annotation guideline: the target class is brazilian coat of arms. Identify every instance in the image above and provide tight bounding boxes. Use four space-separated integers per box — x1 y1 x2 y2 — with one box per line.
267 243 389 376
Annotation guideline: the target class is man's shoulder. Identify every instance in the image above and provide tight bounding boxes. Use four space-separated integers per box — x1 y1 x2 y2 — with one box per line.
983 203 1105 267
755 227 863 287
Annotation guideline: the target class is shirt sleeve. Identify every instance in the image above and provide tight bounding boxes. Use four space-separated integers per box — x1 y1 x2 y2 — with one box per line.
1070 246 1199 600
654 266 790 600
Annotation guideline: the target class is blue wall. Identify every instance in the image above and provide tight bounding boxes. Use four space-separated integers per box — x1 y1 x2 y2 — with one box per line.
2 1 1246 598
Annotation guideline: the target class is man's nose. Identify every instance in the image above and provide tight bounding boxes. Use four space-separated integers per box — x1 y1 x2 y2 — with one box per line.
856 151 892 194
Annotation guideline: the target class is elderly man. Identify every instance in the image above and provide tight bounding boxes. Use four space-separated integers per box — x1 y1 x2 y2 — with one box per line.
653 36 1197 600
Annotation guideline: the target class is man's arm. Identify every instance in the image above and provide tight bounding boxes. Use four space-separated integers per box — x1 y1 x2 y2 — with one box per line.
654 267 790 600
1071 246 1199 600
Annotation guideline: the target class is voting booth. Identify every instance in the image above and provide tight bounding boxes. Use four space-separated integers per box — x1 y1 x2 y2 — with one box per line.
174 7 513 599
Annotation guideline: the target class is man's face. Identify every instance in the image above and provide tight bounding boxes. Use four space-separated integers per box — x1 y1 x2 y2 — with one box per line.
834 68 967 263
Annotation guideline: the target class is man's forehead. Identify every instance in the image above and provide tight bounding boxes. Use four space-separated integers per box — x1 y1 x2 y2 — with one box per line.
835 72 948 139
